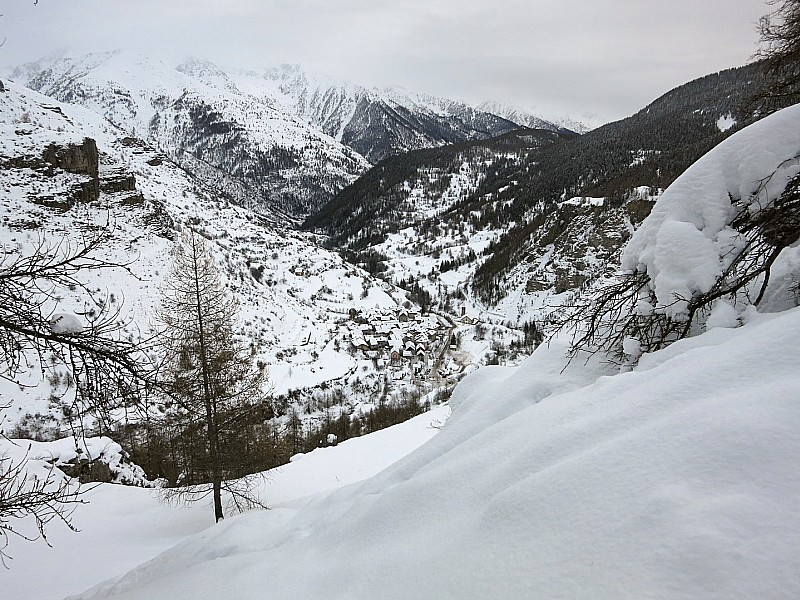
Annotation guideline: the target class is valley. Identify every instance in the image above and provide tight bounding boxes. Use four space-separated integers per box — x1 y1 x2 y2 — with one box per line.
1 9 799 595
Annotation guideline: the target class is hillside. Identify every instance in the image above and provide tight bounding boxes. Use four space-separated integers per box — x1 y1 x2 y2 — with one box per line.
12 52 370 219
305 63 770 316
0 79 469 456
2 404 450 600
52 97 800 600
237 64 561 163
11 53 564 219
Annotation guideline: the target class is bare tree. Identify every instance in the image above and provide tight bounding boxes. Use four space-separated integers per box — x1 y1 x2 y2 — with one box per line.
153 229 269 522
555 163 800 363
0 431 86 566
0 227 146 424
756 0 800 111
0 226 150 558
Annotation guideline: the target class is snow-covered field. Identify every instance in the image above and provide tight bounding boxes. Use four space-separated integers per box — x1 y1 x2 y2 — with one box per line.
2 404 450 600
12 304 794 600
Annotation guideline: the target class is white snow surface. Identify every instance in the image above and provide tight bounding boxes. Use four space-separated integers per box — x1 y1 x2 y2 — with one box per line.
62 306 800 599
3 405 450 600
716 113 737 132
49 313 84 334
621 104 800 317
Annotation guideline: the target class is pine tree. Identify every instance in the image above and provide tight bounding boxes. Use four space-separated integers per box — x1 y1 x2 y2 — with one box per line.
154 229 268 522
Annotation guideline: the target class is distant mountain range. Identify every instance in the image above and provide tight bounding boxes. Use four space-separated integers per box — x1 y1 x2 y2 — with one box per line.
4 49 774 323
11 51 565 219
251 64 566 163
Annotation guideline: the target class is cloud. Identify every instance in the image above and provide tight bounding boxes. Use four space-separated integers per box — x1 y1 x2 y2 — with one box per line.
1 0 768 123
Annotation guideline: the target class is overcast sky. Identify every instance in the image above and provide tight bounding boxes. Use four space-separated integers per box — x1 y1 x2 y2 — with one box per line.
2 0 770 124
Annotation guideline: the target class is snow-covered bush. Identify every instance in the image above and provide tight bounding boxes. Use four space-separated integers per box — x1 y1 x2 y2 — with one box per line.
561 103 800 361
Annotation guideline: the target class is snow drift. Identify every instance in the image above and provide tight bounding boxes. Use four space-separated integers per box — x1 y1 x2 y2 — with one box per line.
70 301 800 599
621 103 800 319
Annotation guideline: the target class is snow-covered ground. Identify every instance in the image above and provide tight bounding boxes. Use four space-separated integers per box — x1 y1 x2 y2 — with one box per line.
33 304 800 600
2 403 450 600
23 96 794 600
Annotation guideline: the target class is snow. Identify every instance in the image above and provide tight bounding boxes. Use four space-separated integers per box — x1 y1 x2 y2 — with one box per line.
705 299 740 330
34 303 796 599
49 313 84 334
2 404 449 600
15 436 151 486
0 79 434 434
716 113 737 132
561 195 605 207
2 48 799 600
621 103 800 318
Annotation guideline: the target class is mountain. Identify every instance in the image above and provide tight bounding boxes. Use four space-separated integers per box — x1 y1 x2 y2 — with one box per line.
12 52 566 219
475 100 585 132
12 51 371 220
306 62 771 317
0 79 467 450
236 64 563 163
7 76 800 600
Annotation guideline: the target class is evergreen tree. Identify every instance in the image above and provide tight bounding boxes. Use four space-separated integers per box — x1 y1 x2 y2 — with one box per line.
154 230 268 522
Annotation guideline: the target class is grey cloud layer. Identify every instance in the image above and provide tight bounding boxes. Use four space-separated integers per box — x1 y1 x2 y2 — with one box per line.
2 0 768 123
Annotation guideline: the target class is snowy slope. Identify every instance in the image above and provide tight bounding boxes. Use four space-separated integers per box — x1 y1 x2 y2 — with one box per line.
621 102 800 319
66 303 800 600
2 404 450 600
13 51 370 218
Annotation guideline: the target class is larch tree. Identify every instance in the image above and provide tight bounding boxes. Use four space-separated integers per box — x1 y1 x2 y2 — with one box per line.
153 229 269 522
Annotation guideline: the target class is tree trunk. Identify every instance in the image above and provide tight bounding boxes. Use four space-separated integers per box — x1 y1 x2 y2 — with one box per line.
190 233 224 522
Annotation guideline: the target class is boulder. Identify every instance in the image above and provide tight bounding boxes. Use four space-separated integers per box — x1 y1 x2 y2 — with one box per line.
59 457 113 484
42 138 100 202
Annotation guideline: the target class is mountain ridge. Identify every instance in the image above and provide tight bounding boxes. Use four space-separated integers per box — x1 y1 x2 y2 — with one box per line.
304 62 771 318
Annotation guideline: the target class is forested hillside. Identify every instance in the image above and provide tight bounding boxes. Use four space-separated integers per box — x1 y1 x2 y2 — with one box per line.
306 63 771 307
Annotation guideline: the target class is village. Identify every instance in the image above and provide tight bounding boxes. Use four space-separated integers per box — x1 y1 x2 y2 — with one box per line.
345 306 455 380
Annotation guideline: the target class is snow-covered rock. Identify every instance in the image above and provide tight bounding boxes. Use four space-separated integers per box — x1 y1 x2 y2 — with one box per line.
12 436 151 486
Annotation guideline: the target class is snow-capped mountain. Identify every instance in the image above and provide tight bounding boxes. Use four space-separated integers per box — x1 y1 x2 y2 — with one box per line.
551 113 604 134
475 100 577 132
0 79 465 443
13 51 371 220
235 64 552 163
11 52 566 218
